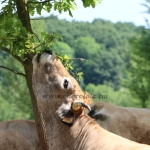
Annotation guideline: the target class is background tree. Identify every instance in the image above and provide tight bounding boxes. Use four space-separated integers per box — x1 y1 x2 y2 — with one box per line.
124 27 150 108
0 0 101 149
123 0 150 108
0 51 32 120
1 14 147 123
1 3 150 149
85 83 140 107
1 16 143 122
45 18 140 90
33 16 150 108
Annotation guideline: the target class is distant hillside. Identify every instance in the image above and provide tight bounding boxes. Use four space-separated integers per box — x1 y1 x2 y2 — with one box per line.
0 17 144 121
42 17 142 89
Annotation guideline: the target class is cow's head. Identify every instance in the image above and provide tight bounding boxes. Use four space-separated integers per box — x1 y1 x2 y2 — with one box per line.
32 50 92 124
88 102 109 121
32 50 74 93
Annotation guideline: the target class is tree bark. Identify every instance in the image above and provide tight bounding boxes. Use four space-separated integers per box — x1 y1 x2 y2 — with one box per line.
16 0 33 33
141 98 146 108
23 56 49 150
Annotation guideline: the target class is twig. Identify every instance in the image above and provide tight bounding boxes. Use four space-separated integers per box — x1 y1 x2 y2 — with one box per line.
1 0 7 4
69 58 87 61
34 42 44 50
31 15 59 20
33 32 43 50
1 47 22 63
33 32 41 43
0 66 26 77
28 0 53 4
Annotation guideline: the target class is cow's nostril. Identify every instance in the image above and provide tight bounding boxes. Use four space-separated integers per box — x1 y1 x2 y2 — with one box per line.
37 53 41 63
63 79 69 89
44 50 53 55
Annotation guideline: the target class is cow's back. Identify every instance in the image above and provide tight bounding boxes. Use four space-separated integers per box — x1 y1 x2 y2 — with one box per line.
0 120 41 150
89 102 150 144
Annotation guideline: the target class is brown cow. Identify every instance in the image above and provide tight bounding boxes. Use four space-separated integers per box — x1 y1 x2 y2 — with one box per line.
88 101 150 145
32 51 150 150
0 120 41 150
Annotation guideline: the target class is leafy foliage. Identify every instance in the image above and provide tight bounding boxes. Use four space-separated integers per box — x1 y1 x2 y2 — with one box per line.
0 16 28 58
124 27 150 107
0 0 99 59
85 83 142 107
28 0 77 16
0 0 101 121
82 0 101 8
1 0 150 122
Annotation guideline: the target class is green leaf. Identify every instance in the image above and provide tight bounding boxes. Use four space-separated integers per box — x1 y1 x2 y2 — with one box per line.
77 72 84 77
76 72 84 81
91 3 95 8
64 54 69 60
68 10 73 17
30 10 35 16
30 49 35 52
36 5 43 15
82 0 101 7
54 3 57 10
25 44 31 49
45 3 52 12
0 29 7 38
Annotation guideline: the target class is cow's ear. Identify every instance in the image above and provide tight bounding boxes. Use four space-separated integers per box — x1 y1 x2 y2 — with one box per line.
62 110 75 125
57 103 75 125
93 113 108 121
88 110 108 121
57 101 91 125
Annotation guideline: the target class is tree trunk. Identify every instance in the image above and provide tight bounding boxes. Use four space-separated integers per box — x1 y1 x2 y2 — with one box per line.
15 1 48 149
23 57 49 150
142 98 146 108
16 0 33 33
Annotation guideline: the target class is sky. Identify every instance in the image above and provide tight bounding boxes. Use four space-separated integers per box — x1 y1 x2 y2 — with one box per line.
50 0 150 27
0 0 149 26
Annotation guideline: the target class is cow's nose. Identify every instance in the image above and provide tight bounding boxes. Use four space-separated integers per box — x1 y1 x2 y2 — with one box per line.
44 50 53 55
37 53 42 63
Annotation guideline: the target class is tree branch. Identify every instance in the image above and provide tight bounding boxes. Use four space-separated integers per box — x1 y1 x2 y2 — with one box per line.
69 58 87 61
28 0 53 4
31 15 59 20
16 0 33 33
0 66 26 77
1 47 23 63
34 42 44 50
1 0 7 4
33 32 41 46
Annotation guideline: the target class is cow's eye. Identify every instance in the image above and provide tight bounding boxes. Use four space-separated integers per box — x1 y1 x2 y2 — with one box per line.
63 79 69 89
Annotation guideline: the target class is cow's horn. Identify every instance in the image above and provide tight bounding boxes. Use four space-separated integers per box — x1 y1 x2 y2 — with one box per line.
72 101 91 112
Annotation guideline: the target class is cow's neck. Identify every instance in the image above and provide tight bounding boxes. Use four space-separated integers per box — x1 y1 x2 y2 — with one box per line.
35 93 103 150
38 98 74 150
70 115 104 150
33 83 92 150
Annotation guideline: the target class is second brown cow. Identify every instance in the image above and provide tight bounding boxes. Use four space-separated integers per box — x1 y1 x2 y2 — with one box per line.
88 101 150 145
0 120 41 150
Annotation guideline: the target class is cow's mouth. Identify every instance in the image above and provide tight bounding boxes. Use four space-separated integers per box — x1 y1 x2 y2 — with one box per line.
36 50 55 63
